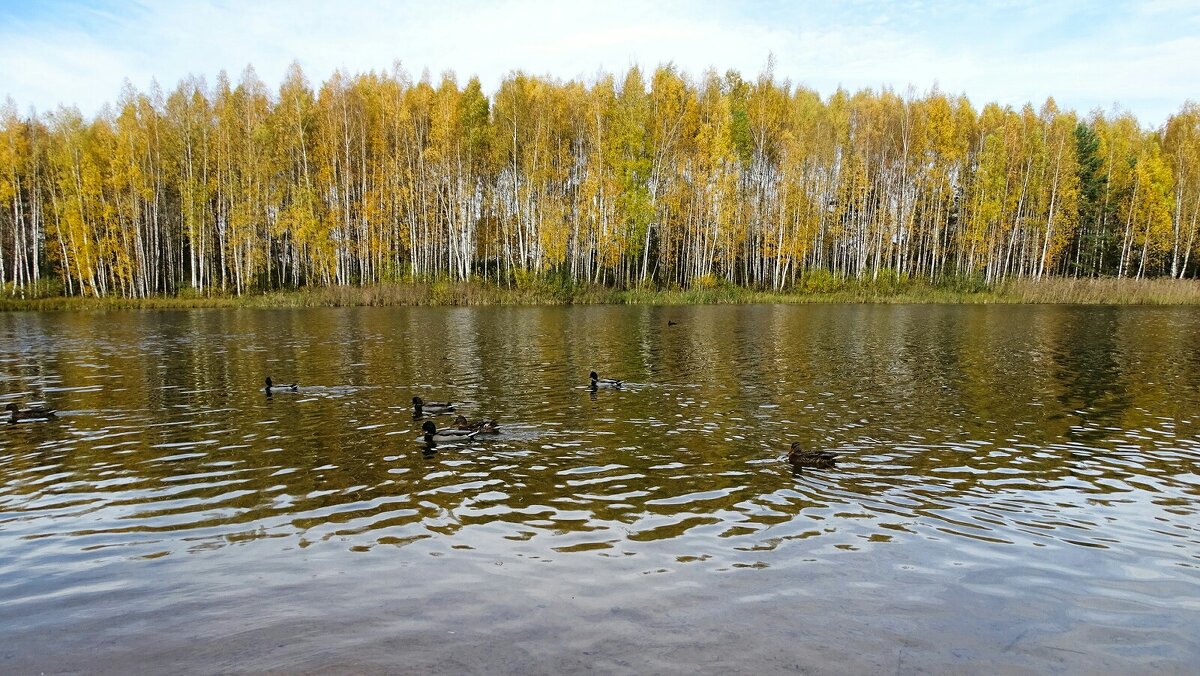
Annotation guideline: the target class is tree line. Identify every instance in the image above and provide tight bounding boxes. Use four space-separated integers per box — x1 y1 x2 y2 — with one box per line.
1 62 1198 298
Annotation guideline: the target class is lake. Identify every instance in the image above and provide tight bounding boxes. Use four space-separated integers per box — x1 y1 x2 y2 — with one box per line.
2 304 1199 674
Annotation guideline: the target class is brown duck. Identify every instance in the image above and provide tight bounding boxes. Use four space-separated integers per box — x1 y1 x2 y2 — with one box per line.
452 415 500 434
788 442 837 469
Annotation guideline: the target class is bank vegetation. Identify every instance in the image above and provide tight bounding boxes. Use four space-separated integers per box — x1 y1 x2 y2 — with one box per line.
2 62 1199 303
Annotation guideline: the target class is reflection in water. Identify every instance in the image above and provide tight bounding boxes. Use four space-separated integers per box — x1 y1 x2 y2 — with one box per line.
1 305 1199 672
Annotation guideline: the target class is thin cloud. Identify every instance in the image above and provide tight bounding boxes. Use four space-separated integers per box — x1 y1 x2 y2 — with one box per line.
0 0 1195 124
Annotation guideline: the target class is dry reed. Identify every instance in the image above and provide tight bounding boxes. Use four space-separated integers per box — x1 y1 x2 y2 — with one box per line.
3 277 1199 311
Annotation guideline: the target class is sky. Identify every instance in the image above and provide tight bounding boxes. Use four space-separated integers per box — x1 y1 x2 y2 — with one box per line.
0 0 1197 125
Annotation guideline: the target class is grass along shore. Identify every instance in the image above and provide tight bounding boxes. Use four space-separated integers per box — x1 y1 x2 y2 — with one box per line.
2 276 1199 311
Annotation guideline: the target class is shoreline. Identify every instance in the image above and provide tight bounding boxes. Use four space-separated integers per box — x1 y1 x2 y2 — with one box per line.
3 277 1199 311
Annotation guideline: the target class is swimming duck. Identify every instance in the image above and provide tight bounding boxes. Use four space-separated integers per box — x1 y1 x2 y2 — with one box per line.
263 377 299 394
421 420 478 443
412 396 455 415
452 414 500 434
787 442 838 469
5 403 56 424
589 371 623 389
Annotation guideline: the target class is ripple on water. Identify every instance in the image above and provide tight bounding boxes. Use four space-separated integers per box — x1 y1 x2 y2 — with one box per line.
1 305 1200 671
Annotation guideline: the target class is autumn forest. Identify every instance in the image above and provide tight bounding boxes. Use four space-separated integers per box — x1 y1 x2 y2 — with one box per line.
1 63 1198 298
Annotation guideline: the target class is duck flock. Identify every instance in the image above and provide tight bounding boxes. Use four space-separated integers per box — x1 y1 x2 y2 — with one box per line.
264 370 838 469
4 371 838 470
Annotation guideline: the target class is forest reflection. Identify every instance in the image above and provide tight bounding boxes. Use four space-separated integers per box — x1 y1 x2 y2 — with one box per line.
1 305 1198 560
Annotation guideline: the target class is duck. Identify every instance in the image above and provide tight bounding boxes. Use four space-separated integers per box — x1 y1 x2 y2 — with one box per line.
787 442 838 469
412 396 455 415
5 402 56 424
589 371 623 389
452 414 500 434
421 420 478 443
263 377 299 394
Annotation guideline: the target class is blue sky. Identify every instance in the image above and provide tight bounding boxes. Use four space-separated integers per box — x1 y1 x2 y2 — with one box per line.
1 0 1197 124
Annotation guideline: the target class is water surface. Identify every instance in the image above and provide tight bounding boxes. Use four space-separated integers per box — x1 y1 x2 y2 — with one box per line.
2 305 1199 673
